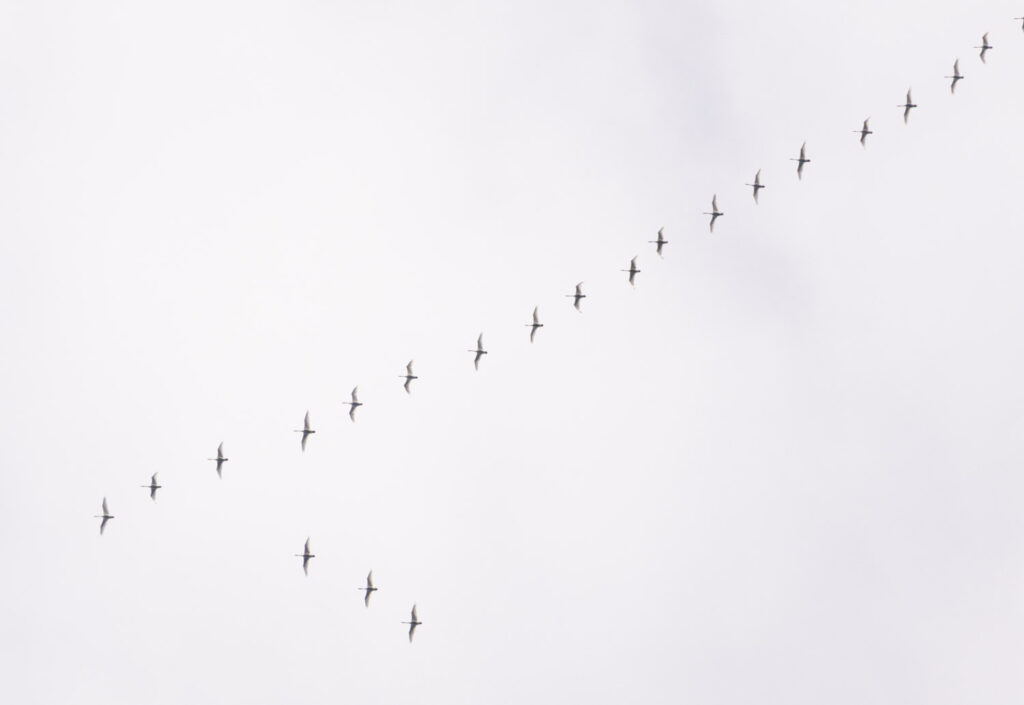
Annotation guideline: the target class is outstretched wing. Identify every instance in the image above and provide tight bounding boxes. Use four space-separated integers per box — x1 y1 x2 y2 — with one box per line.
303 411 312 432
532 306 539 324
477 333 484 350
102 497 109 515
406 360 414 375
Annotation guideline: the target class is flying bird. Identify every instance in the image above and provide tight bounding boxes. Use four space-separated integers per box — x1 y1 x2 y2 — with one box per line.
566 282 586 312
345 386 362 421
208 442 228 478
899 89 917 124
648 227 667 256
294 411 315 452
622 256 640 287
975 33 992 62
469 333 488 370
361 571 378 607
94 497 114 535
400 360 418 394
141 473 162 502
946 59 963 93
295 537 315 576
854 117 872 147
703 195 723 232
402 604 422 642
526 306 543 343
745 169 764 203
791 142 810 179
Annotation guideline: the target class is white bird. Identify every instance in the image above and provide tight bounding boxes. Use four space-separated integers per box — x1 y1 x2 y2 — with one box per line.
294 411 315 452
208 442 228 478
94 497 114 535
791 141 810 179
526 306 543 343
141 473 162 502
946 59 963 93
345 386 362 422
402 604 422 642
648 227 667 256
295 537 315 576
361 571 378 607
854 117 872 147
703 195 723 232
566 282 586 312
469 333 488 370
400 360 418 394
622 256 640 287
899 89 917 124
745 169 764 204
975 32 992 62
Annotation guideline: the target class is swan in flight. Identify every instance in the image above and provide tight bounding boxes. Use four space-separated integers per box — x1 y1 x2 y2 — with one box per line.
361 571 378 607
141 473 162 502
703 195 723 232
946 59 963 93
622 256 640 287
648 227 667 256
400 361 418 394
95 497 114 535
566 282 586 312
526 306 543 343
854 117 872 147
791 142 810 179
975 33 992 62
899 89 917 124
208 442 228 478
469 333 488 370
295 537 315 576
345 386 362 422
294 411 315 452
402 604 422 642
745 169 764 203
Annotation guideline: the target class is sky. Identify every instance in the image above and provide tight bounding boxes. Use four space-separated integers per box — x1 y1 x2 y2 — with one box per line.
1 1 1023 703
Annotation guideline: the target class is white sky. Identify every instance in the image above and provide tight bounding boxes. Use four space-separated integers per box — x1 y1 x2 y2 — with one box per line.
2 1 1023 703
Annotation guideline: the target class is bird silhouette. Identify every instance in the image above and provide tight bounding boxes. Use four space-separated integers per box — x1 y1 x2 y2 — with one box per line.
294 411 315 452
94 497 114 535
345 387 362 422
791 142 810 179
899 89 917 124
975 32 992 62
745 169 764 204
946 59 963 93
622 256 640 287
526 307 543 343
208 442 228 478
703 195 723 232
854 117 872 147
400 360 418 394
566 282 586 312
295 537 315 576
402 604 422 642
648 227 667 256
469 334 488 370
141 473 162 502
361 571 378 607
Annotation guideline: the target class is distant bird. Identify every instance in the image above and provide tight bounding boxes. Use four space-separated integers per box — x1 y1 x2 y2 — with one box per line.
566 282 586 312
745 169 765 204
791 142 810 179
899 89 918 124
946 59 963 93
526 306 543 343
294 411 315 452
345 386 362 421
141 473 162 502
703 195 723 232
854 117 872 147
295 537 315 576
622 256 640 287
208 442 228 478
975 32 992 62
400 360 418 394
94 497 114 535
469 333 488 370
361 571 378 607
402 604 422 642
648 227 667 256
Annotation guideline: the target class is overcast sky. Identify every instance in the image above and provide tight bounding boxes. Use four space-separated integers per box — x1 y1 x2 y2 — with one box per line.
2 1 1023 703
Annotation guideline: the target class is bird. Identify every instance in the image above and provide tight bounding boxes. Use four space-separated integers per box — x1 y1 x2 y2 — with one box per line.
400 360 418 394
648 227 667 256
745 169 765 204
946 59 963 93
899 89 917 124
361 571 378 607
345 386 362 422
141 473 162 502
208 442 228 478
402 604 422 642
295 537 315 576
566 282 586 312
469 333 488 370
703 195 723 232
94 497 114 535
622 256 640 287
975 32 992 62
526 306 543 343
294 411 315 452
791 141 810 179
854 117 872 147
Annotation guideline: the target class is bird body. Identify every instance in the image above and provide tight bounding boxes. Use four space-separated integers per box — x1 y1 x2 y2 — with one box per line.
400 360 418 393
345 386 362 421
295 537 315 576
745 169 764 203
294 411 315 452
94 497 114 535
648 227 667 256
703 195 723 231
469 334 488 370
899 89 918 124
946 59 963 93
526 306 543 343
622 256 640 286
791 142 810 179
141 473 162 501
566 282 586 311
402 604 422 642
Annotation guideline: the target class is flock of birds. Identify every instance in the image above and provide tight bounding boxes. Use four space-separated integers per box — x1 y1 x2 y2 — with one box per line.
93 24 1021 645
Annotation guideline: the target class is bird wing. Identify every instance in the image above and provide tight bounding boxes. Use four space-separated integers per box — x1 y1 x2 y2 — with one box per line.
151 473 158 484
954 59 960 74
367 570 374 588
982 32 988 43
906 89 913 104
304 411 311 431
576 282 583 294
754 169 761 185
631 256 638 269
217 442 224 460
100 516 109 535
351 387 359 403
800 142 806 159
102 497 108 514
477 333 484 349
304 538 311 554
863 118 870 130
711 194 718 211
301 433 308 452
411 604 418 621
407 360 414 375
532 307 539 324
